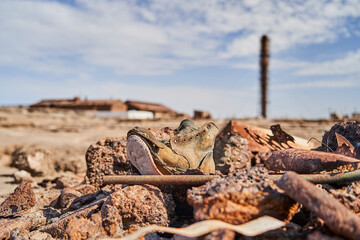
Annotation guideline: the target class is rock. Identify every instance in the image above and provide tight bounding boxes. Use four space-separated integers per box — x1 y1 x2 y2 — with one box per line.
59 188 83 209
325 181 360 214
51 184 98 210
85 137 133 186
55 175 84 189
0 208 49 239
0 181 36 217
55 156 87 174
213 132 251 174
64 189 108 213
100 185 175 236
13 170 33 183
187 167 298 224
34 188 62 209
63 214 102 240
11 145 55 176
27 231 55 240
40 197 106 239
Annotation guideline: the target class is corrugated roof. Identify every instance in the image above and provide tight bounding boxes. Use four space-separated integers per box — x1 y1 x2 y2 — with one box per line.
125 100 177 113
31 97 126 108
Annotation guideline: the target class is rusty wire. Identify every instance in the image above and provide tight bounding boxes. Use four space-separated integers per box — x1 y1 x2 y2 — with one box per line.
102 169 360 186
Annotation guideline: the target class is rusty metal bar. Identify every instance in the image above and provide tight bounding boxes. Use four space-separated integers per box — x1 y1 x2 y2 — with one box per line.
265 149 360 174
102 175 218 186
269 169 360 184
277 172 360 240
102 169 360 186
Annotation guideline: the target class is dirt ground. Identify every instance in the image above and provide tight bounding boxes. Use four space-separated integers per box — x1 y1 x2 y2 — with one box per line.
0 107 338 198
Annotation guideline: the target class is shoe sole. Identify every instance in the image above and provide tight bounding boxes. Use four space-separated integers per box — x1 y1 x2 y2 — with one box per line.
127 135 162 175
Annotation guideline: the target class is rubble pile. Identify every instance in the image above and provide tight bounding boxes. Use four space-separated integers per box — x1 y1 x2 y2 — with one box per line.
1 120 360 239
187 167 298 224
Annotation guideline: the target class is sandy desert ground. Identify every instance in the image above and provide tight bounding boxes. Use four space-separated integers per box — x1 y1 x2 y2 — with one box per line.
0 107 338 198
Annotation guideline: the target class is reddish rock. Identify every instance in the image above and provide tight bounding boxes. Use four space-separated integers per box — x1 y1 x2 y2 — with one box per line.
0 181 36 217
85 137 133 186
101 185 175 236
0 218 32 239
34 188 62 208
26 231 55 240
59 188 83 209
213 132 251 174
64 214 102 240
187 167 298 224
40 197 106 239
325 181 360 214
55 175 84 189
0 209 48 239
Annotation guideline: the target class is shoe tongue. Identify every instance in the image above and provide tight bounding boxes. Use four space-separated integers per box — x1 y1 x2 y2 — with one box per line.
170 122 219 169
177 119 198 135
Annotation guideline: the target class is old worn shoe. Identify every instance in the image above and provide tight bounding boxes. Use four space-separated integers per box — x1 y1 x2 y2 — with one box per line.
127 119 219 175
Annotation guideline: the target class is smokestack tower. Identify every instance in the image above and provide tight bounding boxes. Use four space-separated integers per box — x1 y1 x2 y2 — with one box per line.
260 35 269 118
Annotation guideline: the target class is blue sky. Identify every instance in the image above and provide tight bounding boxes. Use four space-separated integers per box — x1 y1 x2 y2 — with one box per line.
0 0 360 119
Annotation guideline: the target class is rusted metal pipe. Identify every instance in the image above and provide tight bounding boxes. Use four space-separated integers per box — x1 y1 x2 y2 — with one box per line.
269 169 360 184
102 175 218 186
277 171 360 240
265 149 360 174
102 169 360 186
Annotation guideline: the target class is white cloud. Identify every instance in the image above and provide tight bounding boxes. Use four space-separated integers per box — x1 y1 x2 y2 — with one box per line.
295 48 360 76
0 0 360 75
272 78 360 90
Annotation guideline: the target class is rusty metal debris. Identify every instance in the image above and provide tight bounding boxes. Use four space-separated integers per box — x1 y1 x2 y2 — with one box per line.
335 132 356 158
102 174 217 186
265 148 360 174
118 216 285 240
277 171 360 240
335 132 354 152
102 168 360 186
216 121 314 153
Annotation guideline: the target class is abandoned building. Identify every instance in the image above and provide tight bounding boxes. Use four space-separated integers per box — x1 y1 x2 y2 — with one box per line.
125 100 178 119
193 110 212 119
30 97 196 120
30 97 128 111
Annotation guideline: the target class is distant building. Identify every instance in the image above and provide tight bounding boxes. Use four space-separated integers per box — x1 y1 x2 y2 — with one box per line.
352 113 360 120
330 112 348 121
193 110 212 119
125 100 178 119
30 97 127 111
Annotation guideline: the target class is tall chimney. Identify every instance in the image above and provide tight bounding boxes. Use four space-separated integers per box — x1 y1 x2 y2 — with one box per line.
260 35 269 118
